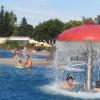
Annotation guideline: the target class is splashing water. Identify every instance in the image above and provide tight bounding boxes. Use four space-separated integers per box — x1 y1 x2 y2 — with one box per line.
42 83 100 99
53 41 87 84
42 41 100 99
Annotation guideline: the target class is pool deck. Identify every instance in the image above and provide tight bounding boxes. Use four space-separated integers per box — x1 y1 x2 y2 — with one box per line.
0 58 53 67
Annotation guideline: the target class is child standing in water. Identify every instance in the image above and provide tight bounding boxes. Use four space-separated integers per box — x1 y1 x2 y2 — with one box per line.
16 60 24 66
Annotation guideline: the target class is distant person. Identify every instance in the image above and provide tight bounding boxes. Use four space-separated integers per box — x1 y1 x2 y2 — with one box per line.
24 55 32 68
16 60 24 66
14 50 19 59
61 76 74 90
94 81 100 92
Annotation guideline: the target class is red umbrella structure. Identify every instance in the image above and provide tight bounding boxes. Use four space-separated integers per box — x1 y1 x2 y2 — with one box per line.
57 23 100 42
57 23 100 91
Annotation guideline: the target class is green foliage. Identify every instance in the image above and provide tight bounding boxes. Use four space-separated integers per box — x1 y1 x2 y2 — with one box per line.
0 41 19 50
2 5 100 44
14 17 33 37
0 6 17 36
36 45 50 51
64 20 82 30
82 17 94 24
33 19 64 42
95 15 100 25
21 17 27 26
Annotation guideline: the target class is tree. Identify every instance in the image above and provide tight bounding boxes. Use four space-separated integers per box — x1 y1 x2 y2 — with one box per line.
14 17 33 37
63 20 82 30
21 17 27 26
0 6 17 36
95 15 100 25
33 19 64 43
82 17 95 24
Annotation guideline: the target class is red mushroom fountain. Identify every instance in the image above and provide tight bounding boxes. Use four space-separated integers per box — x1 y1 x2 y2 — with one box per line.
57 23 100 91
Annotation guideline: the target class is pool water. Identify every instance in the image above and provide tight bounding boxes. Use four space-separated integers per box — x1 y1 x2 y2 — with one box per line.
0 64 84 100
20 54 47 59
0 64 100 100
0 50 13 58
0 50 47 59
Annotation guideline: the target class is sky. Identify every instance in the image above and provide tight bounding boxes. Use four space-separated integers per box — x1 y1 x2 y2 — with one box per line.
0 0 100 26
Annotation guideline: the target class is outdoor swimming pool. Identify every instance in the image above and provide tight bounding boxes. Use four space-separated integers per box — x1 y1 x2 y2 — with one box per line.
0 64 84 100
0 50 100 100
0 50 47 59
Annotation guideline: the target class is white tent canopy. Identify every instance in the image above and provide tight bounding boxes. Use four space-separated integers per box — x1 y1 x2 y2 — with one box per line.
9 36 30 41
29 39 39 44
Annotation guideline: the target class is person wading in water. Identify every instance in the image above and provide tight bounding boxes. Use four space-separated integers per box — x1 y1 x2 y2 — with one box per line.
24 55 32 68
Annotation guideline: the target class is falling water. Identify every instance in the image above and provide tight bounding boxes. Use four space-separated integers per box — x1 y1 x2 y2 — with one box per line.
92 43 100 83
42 41 100 99
53 41 100 91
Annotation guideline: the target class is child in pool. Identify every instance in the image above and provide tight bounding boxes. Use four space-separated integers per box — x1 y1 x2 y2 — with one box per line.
61 76 75 90
16 60 24 66
94 81 100 92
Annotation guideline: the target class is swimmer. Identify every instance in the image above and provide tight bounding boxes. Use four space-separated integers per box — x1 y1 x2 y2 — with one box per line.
24 55 32 68
14 51 19 59
16 60 24 66
94 81 100 92
61 76 74 90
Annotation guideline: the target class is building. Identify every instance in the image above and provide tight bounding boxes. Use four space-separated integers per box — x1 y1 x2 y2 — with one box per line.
0 37 9 44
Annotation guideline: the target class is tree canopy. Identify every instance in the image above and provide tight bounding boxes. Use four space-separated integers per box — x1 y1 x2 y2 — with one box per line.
1 6 100 43
33 19 64 42
0 6 16 36
63 20 82 30
14 17 33 37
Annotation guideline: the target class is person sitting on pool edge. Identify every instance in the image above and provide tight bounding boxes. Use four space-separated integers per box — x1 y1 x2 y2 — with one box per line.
24 55 32 68
61 76 74 90
94 81 100 92
16 60 24 66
